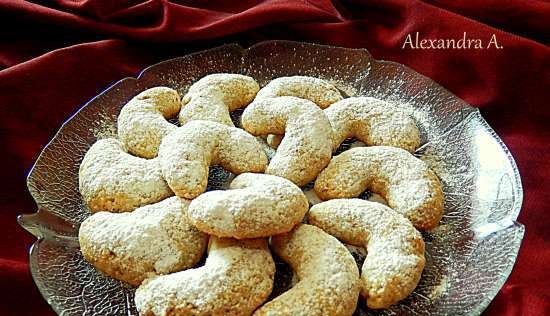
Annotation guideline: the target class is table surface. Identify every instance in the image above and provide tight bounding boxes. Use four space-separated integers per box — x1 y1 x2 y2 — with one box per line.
1 1 548 315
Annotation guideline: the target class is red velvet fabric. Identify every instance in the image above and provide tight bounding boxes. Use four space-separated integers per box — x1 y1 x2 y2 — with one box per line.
1 1 548 315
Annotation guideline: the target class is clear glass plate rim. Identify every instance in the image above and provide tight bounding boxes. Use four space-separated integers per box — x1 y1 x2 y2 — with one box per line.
17 40 526 316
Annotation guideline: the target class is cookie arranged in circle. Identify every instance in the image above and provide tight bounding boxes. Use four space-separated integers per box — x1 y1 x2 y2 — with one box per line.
79 138 173 213
255 76 342 108
135 237 275 316
79 197 208 286
256 76 343 149
325 96 420 152
188 173 309 239
254 224 360 316
179 73 260 126
308 199 425 309
117 87 181 159
315 146 444 230
158 120 268 199
242 96 333 186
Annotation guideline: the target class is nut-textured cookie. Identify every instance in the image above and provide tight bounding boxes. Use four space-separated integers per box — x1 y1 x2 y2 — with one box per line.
158 120 268 199
79 138 173 213
314 146 444 230
188 173 309 239
325 97 420 152
254 224 360 316
79 197 208 286
135 237 275 316
118 87 181 158
241 96 333 186
257 76 343 149
179 73 260 126
308 199 425 309
255 76 342 108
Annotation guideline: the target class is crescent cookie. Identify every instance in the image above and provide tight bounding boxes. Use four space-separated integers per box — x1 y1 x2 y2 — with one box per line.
79 197 208 286
314 146 444 230
255 76 343 109
118 87 181 158
179 73 260 126
135 237 275 316
325 97 421 152
158 120 268 199
188 173 309 239
257 76 343 148
241 96 333 186
308 199 425 309
79 138 173 213
254 224 360 316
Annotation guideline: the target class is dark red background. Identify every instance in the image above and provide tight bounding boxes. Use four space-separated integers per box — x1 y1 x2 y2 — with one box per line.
1 1 549 315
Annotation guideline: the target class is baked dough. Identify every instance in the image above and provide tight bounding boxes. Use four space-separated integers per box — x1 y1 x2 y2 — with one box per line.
79 138 172 213
254 224 360 316
135 237 275 316
188 173 308 239
179 73 259 126
255 76 342 108
308 199 425 308
117 87 180 158
325 97 420 152
79 197 208 286
158 120 268 199
241 96 333 186
314 146 443 230
256 76 342 149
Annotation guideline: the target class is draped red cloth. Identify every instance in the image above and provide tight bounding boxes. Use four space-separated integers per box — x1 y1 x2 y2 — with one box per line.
1 1 548 315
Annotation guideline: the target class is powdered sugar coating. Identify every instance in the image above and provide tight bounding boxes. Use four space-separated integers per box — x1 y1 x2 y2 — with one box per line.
79 197 208 286
308 199 425 309
158 120 268 199
325 97 420 152
241 96 333 186
188 173 309 239
254 224 359 316
314 146 444 230
257 76 343 148
78 138 173 212
179 73 260 126
135 237 275 316
118 87 180 158
255 76 343 109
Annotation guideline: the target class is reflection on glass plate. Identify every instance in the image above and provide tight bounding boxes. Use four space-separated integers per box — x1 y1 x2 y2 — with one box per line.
18 41 523 316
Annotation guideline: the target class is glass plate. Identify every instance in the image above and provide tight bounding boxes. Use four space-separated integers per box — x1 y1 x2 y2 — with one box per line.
18 41 524 316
